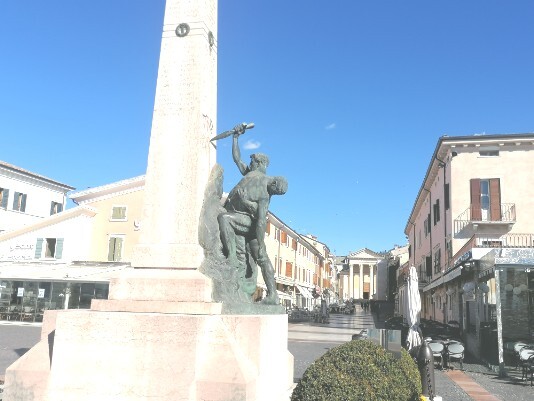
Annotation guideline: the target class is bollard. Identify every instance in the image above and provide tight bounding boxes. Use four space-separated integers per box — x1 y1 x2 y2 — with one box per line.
416 341 435 400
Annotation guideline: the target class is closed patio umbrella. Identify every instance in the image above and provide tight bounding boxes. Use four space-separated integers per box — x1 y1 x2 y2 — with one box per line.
404 265 422 350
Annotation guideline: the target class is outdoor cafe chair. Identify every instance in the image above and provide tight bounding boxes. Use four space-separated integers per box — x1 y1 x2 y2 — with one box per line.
523 354 534 386
514 342 530 368
428 341 445 370
446 342 465 370
519 348 534 382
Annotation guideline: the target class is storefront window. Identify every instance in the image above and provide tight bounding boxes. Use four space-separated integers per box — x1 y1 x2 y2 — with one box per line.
498 265 534 368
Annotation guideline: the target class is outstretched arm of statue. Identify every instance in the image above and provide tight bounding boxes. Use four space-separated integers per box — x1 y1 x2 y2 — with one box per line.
232 125 248 176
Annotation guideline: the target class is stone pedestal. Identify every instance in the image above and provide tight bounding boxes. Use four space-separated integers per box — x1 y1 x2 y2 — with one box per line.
3 271 294 401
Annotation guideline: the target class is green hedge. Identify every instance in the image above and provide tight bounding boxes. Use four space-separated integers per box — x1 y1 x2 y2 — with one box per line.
291 340 422 401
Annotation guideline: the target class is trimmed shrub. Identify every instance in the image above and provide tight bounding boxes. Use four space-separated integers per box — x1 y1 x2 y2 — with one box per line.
291 340 422 401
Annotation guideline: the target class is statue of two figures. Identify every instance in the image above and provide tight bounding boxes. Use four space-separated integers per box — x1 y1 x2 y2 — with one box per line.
199 123 288 313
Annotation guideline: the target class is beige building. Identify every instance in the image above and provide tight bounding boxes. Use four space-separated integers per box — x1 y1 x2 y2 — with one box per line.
404 133 534 361
265 213 334 309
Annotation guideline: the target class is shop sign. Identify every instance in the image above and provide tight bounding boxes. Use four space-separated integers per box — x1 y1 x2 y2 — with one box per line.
453 251 472 269
7 243 34 261
17 288 24 297
38 289 45 298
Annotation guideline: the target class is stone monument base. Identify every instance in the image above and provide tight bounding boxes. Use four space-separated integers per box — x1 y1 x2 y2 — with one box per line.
3 270 294 401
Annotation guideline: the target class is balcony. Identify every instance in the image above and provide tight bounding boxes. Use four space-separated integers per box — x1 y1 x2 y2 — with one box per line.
453 233 534 263
454 203 516 234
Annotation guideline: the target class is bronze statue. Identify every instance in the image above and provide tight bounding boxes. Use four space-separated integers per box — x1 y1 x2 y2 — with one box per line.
199 123 287 313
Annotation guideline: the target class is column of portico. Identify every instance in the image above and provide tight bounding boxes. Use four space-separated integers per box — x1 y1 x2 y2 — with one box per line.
349 264 354 299
359 264 364 299
370 264 374 299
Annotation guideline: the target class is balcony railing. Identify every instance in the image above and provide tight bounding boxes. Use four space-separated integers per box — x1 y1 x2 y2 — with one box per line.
454 203 516 233
452 233 534 266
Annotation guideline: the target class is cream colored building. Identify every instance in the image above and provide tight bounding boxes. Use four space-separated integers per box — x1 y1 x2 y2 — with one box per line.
265 213 334 309
404 133 534 359
0 161 74 234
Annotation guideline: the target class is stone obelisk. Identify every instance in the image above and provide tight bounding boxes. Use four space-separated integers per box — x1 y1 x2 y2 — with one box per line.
133 0 217 269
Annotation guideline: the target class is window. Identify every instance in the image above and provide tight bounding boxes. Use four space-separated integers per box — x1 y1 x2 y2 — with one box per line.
418 230 422 249
110 206 127 221
424 214 430 237
107 235 124 261
470 178 501 221
434 248 441 273
12 192 27 212
35 238 64 259
446 238 453 260
285 262 293 277
444 184 450 210
425 256 432 277
50 201 63 215
433 199 440 225
0 188 9 209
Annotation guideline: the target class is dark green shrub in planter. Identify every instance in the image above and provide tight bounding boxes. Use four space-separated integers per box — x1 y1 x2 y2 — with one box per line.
291 340 422 401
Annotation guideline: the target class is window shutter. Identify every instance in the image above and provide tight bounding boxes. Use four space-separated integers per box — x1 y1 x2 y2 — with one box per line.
35 238 43 259
107 238 116 261
444 184 450 210
58 203 63 213
266 222 270 235
426 256 432 276
470 179 482 220
1 189 8 208
489 178 501 221
20 194 27 212
12 192 19 210
50 202 55 215
286 262 292 277
55 238 64 259
292 239 297 250
281 231 287 244
115 238 123 261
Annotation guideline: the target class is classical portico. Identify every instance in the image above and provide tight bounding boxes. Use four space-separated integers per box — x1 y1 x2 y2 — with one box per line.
341 248 383 300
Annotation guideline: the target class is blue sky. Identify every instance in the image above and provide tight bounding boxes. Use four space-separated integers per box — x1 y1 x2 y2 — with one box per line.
1 1 533 256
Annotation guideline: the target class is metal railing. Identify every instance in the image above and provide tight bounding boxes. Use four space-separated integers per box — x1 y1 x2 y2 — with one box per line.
454 203 516 233
452 233 534 265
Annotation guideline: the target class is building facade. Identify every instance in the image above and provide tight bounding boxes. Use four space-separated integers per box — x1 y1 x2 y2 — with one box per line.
404 133 534 363
0 161 74 234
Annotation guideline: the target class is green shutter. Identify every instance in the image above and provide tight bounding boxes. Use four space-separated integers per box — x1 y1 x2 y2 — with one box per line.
1 189 8 208
35 238 44 259
13 192 19 210
55 238 64 259
107 238 116 261
20 194 27 212
58 203 63 213
50 202 55 215
115 238 123 261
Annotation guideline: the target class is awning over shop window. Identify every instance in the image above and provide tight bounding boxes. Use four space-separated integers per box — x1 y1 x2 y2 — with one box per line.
277 290 292 300
296 284 313 299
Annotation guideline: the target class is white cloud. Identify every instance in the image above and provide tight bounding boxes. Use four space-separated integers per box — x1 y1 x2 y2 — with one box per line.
325 123 336 130
243 139 261 150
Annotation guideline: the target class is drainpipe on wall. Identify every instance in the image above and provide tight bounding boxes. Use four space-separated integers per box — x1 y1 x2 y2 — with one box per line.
436 156 448 269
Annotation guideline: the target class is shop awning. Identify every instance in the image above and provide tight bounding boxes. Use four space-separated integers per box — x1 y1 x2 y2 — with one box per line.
296 284 314 299
0 261 131 283
277 290 292 300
